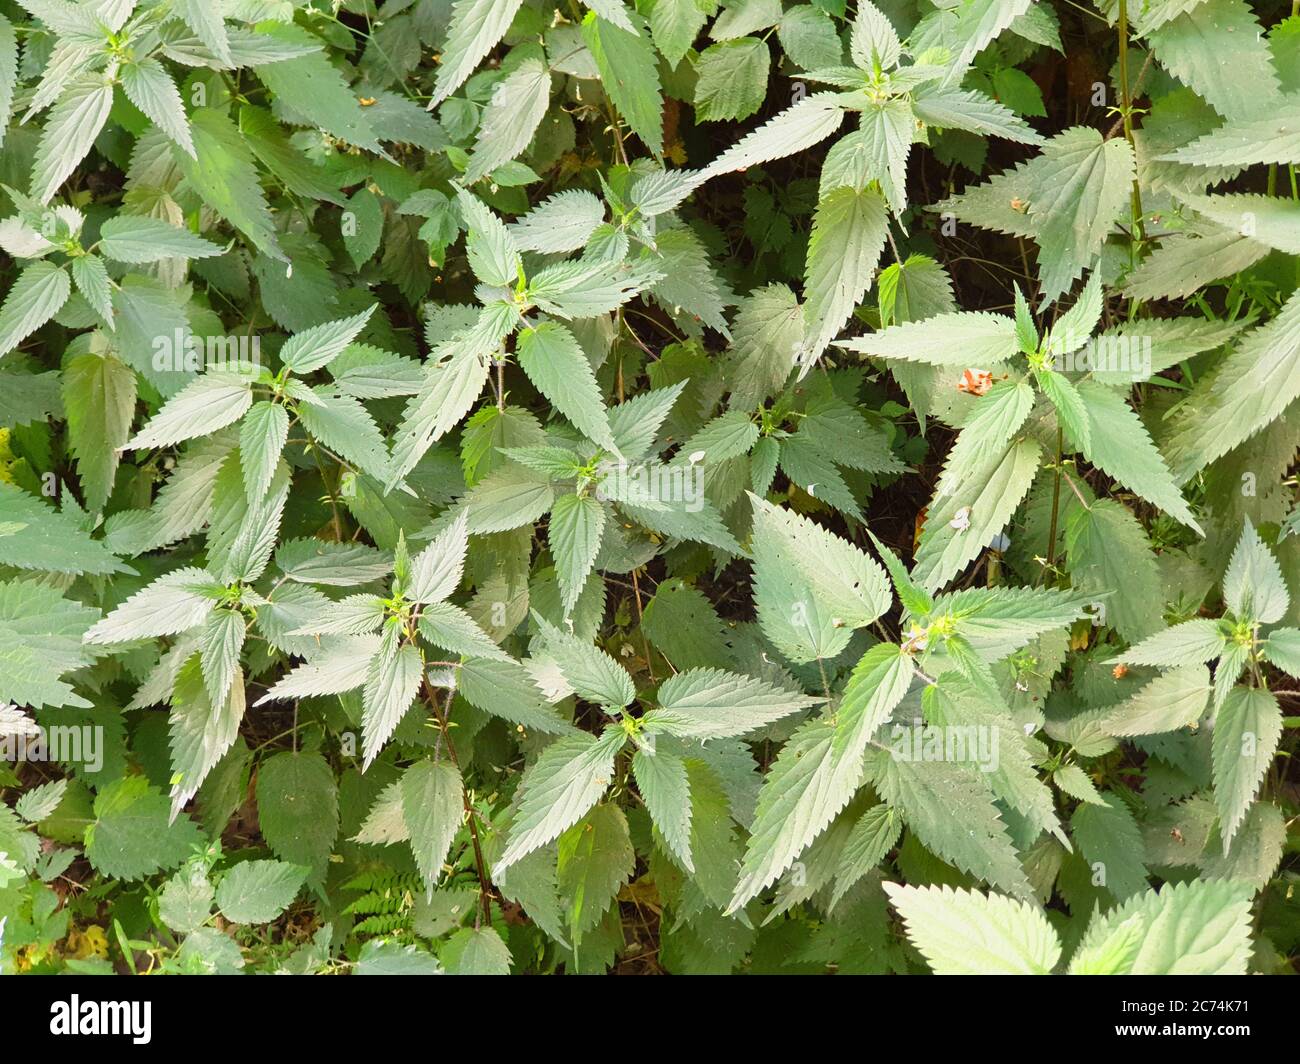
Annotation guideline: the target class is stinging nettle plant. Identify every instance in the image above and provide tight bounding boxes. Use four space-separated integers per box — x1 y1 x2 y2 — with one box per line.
0 0 1296 977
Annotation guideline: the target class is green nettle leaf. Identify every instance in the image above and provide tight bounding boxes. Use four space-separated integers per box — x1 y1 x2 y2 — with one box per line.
63 352 136 512
120 59 194 158
548 492 606 617
866 748 1034 901
15 778 67 824
913 436 1042 592
298 391 392 483
468 60 552 183
695 38 770 123
430 0 527 108
508 191 606 254
240 400 290 504
169 655 245 818
835 311 1017 366
1223 519 1290 625
401 759 464 896
936 126 1134 303
1076 381 1201 533
831 643 915 759
31 74 114 203
1147 0 1278 122
256 752 339 880
280 306 376 374
1098 665 1211 736
0 481 127 576
582 10 664 155
1071 793 1149 901
533 612 636 709
515 322 618 452
556 802 635 944
1262 628 1300 675
1161 290 1300 482
0 261 72 359
361 627 424 769
831 803 900 906
175 109 284 261
216 861 309 925
98 217 224 263
70 254 111 326
933 379 1032 500
1068 879 1255 975
495 727 626 873
456 657 575 734
802 186 888 363
748 494 891 663
442 926 512 975
1212 686 1282 848
124 371 254 451
632 746 694 871
1119 620 1228 667
1037 368 1091 453
84 567 219 643
174 0 232 65
0 578 98 709
84 776 202 881
728 719 867 914
696 92 846 184
883 883 1062 975
650 0 707 66
1065 499 1164 644
648 667 824 740
255 30 382 154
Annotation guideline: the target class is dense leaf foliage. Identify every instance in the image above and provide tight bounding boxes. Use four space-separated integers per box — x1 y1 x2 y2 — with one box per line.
0 0 1296 976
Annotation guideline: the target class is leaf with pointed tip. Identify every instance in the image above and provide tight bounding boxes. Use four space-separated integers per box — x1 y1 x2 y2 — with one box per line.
802 186 888 363
495 727 626 872
532 612 635 709
515 321 617 452
866 746 1034 900
1076 381 1201 533
31 74 113 203
0 260 71 358
696 92 845 184
430 0 526 109
835 311 1017 366
884 883 1061 974
361 628 423 769
1069 878 1253 975
120 58 194 157
1120 620 1228 667
64 352 136 512
239 400 288 504
728 719 865 913
549 492 606 617
125 372 254 451
401 760 463 896
1212 686 1282 848
1099 665 1211 736
647 667 823 741
633 746 693 872
582 9 663 155
1224 519 1289 625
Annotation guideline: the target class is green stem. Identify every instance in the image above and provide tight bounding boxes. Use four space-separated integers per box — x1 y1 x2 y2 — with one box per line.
1117 1 1146 259
1044 427 1064 579
421 672 494 926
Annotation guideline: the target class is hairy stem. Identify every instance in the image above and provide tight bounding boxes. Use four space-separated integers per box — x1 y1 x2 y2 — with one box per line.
1117 0 1146 259
421 672 494 925
1044 427 1064 579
